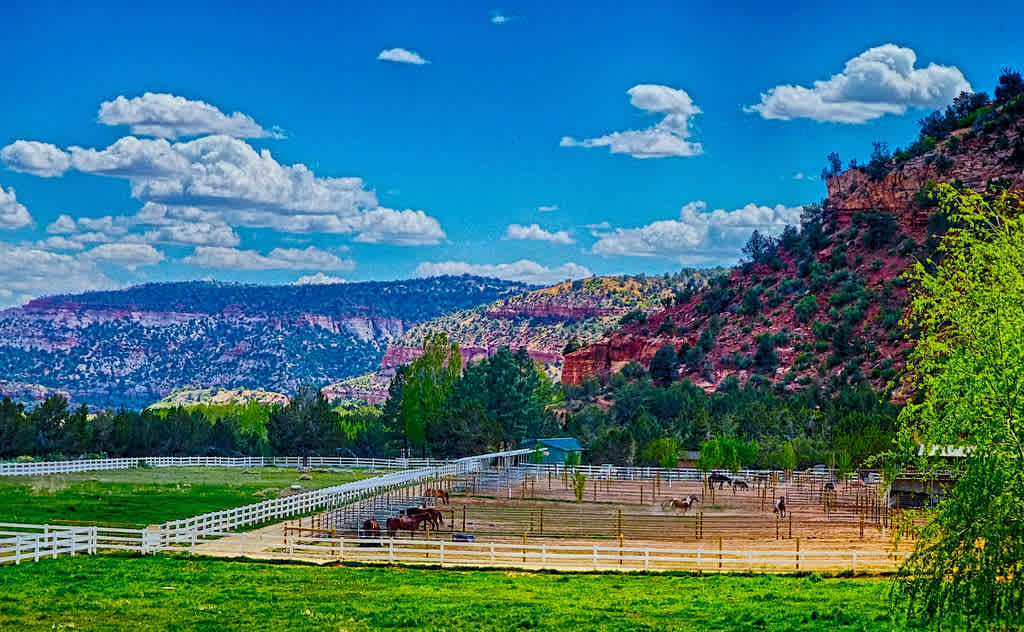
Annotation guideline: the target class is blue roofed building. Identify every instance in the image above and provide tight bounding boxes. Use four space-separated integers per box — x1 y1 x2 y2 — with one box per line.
520 437 585 465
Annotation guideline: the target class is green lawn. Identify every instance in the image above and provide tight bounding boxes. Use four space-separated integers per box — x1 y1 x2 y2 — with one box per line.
0 467 371 526
0 555 921 632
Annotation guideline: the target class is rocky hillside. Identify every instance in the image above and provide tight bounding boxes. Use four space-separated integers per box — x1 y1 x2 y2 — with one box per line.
564 92 1024 393
324 271 726 403
0 276 529 408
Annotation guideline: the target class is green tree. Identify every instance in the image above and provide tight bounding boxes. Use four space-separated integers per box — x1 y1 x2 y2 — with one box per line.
891 186 1024 627
649 344 680 387
400 332 461 456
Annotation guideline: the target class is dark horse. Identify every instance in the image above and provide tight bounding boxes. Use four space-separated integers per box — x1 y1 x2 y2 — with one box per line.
708 472 732 489
386 513 428 537
361 518 381 538
405 506 444 530
732 479 749 493
425 488 449 505
773 496 787 519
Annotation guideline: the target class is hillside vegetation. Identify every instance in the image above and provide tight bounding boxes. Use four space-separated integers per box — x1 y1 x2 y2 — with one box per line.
325 271 725 403
0 276 528 409
564 78 1024 396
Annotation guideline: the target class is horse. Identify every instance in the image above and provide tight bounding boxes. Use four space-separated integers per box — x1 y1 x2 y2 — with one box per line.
732 479 749 493
386 514 427 537
707 472 732 489
849 479 867 489
405 506 444 530
425 488 449 504
361 518 381 538
661 495 699 514
773 496 787 519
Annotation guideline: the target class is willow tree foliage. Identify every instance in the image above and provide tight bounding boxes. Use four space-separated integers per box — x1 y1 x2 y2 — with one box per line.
893 185 1024 627
399 332 461 455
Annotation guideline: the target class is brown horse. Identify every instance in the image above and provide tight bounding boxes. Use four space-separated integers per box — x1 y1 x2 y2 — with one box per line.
425 488 449 504
386 514 427 537
661 495 699 514
361 518 381 538
405 506 444 530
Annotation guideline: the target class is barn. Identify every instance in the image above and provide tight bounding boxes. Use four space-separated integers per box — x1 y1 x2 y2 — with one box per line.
521 437 585 465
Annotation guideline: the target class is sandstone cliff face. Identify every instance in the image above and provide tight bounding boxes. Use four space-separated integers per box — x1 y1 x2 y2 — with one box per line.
562 115 1024 390
0 277 528 408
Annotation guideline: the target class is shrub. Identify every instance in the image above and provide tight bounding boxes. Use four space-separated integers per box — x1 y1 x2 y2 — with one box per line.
618 309 647 327
934 154 954 174
794 295 818 323
740 287 762 315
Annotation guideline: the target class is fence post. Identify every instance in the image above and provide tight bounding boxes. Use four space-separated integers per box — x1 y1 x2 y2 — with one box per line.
795 537 800 571
852 550 857 573
718 537 723 570
592 544 598 570
788 512 793 540
539 508 544 535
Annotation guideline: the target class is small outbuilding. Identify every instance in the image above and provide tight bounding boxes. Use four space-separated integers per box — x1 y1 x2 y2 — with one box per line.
521 437 585 465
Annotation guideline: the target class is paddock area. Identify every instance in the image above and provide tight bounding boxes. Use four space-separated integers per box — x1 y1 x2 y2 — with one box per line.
193 465 913 572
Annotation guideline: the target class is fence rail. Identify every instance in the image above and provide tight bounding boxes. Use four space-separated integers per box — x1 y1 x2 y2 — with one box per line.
174 530 908 573
0 456 452 477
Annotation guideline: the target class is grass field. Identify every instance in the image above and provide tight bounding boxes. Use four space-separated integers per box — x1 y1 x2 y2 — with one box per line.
0 555 923 631
0 467 371 526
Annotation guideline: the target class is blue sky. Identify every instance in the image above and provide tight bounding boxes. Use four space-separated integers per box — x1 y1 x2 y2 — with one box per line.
1 0 1020 306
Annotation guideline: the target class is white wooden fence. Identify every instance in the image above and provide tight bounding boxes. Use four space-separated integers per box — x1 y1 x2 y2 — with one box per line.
0 456 451 477
0 522 907 573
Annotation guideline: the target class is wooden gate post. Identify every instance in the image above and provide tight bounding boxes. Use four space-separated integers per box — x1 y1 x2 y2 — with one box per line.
788 512 793 540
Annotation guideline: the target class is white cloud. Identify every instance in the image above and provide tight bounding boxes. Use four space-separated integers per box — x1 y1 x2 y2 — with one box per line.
377 48 430 65
793 172 806 180
0 243 116 308
0 186 33 229
70 136 190 177
141 222 240 247
14 134 444 246
349 208 446 245
98 92 282 139
46 214 78 234
415 259 591 285
746 44 970 124
489 10 513 24
503 223 574 244
292 273 347 285
82 243 165 270
538 204 559 212
182 246 354 271
1 141 72 177
35 236 86 251
561 84 703 158
590 200 802 265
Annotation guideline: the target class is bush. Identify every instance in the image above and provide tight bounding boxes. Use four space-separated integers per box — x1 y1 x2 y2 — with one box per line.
740 287 762 315
794 295 818 323
618 309 647 327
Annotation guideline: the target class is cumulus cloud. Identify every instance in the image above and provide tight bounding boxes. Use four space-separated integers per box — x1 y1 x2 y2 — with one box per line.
0 242 116 308
81 243 165 269
503 223 573 245
98 93 282 139
1 141 72 177
0 186 33 229
46 214 78 234
35 236 86 251
415 259 592 285
489 10 513 24
746 44 970 123
538 204 559 212
377 48 430 65
561 84 703 158
590 201 802 265
182 246 354 271
140 222 240 247
7 134 445 246
349 208 446 245
292 273 347 285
